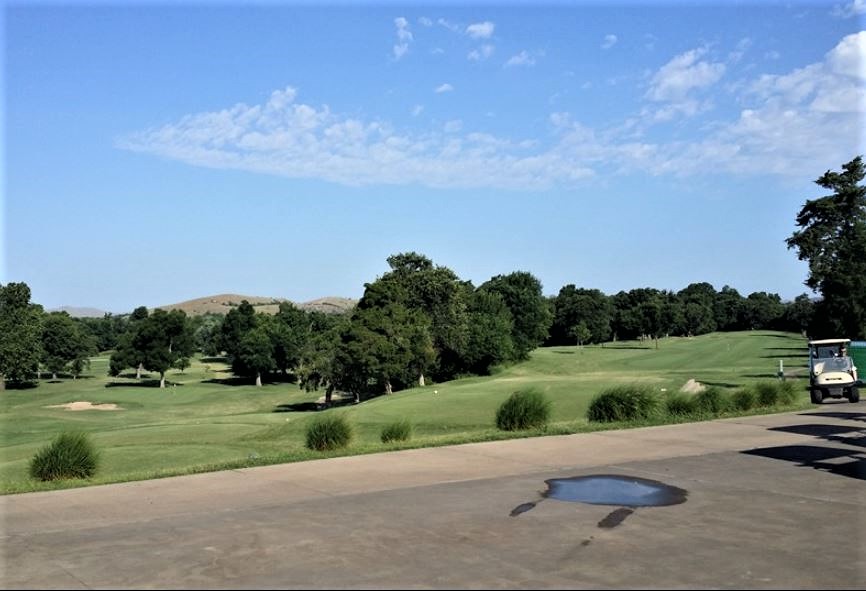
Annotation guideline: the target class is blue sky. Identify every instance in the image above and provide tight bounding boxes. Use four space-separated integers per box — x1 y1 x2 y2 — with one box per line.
4 1 865 313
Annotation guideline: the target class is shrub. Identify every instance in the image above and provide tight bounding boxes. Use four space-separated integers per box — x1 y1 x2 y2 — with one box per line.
755 381 782 407
305 414 352 451
665 393 697 417
731 388 756 411
495 388 551 431
381 419 412 443
694 387 729 415
777 381 797 405
29 432 99 481
587 385 659 423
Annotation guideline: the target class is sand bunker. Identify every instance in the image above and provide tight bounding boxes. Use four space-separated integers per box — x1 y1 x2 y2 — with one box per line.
47 401 121 411
680 379 706 394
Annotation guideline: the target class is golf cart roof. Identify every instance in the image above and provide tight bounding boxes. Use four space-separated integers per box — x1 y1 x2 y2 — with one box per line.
808 339 851 346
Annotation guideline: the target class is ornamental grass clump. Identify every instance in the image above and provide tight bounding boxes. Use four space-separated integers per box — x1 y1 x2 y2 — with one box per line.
731 387 757 411
29 432 99 481
305 414 352 451
380 419 412 443
495 388 551 431
694 387 729 415
664 392 697 417
587 385 659 423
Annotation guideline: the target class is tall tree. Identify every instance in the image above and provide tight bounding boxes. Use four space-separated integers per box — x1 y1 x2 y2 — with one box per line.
233 328 274 387
787 155 866 339
131 309 193 388
0 283 43 388
480 271 552 360
41 312 87 379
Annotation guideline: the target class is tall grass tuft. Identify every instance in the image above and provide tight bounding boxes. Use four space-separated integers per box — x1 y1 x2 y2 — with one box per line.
731 387 757 411
587 385 659 423
495 388 551 431
29 432 99 481
755 381 782 407
777 381 797 405
381 419 412 443
694 387 729 415
665 392 697 417
305 414 353 451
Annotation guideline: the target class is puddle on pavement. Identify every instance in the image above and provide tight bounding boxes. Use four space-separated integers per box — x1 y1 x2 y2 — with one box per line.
544 474 688 507
510 474 687 527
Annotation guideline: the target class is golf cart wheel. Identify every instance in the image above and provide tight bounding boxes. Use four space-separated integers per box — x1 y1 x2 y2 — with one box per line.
810 388 823 404
849 387 860 403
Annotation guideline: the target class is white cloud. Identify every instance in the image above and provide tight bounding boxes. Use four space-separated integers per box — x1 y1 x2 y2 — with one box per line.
119 34 864 191
601 34 617 49
444 120 463 133
434 83 454 93
832 0 866 17
393 17 413 60
437 18 461 33
728 38 751 63
468 44 495 61
412 104 424 117
418 16 433 26
466 21 495 39
646 47 726 102
505 50 536 67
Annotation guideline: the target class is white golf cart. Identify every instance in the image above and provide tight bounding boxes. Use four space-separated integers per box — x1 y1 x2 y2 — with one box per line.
808 338 861 404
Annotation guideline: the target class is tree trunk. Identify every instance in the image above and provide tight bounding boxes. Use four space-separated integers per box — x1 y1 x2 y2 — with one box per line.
160 373 166 388
385 380 393 395
0 374 5 391
419 373 426 387
137 363 143 379
325 385 333 407
255 372 262 387
52 372 57 380
353 391 360 404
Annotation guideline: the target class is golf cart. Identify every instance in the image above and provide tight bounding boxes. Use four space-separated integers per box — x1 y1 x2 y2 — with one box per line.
808 339 861 404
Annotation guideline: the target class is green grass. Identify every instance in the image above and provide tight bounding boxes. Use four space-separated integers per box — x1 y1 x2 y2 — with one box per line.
0 331 814 494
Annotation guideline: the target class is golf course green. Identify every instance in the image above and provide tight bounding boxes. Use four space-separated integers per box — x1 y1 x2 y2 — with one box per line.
0 330 814 494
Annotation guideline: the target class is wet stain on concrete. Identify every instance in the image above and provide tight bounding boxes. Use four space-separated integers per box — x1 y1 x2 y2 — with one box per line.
597 507 634 528
544 474 687 507
511 474 687 520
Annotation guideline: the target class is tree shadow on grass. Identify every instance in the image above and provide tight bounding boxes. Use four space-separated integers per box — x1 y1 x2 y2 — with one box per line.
105 379 182 388
598 346 652 350
759 354 807 359
3 381 38 390
273 402 322 412
202 377 257 387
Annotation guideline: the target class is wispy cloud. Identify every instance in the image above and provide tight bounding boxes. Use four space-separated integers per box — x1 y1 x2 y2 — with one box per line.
505 50 537 67
831 0 865 17
434 83 454 93
468 44 495 61
466 21 495 39
601 34 618 49
412 104 424 117
119 34 864 190
646 46 726 102
418 16 433 27
393 17 413 60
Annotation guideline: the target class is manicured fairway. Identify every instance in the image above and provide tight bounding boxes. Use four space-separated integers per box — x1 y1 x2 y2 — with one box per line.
0 331 812 493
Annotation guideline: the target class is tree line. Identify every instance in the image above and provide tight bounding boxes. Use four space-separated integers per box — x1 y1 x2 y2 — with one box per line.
1 156 862 394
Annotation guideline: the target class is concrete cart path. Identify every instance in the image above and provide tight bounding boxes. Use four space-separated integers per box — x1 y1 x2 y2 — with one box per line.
3 404 866 589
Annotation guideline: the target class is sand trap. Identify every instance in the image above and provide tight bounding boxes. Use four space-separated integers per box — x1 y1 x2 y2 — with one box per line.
47 401 121 411
680 379 706 394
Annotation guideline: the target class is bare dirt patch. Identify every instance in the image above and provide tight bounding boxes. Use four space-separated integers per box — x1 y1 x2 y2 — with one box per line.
47 401 121 411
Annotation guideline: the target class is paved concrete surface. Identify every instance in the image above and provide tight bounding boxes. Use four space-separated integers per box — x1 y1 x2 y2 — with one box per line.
2 403 866 589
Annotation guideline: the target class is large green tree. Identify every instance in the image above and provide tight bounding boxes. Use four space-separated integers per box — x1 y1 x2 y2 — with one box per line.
41 312 96 380
480 272 552 360
0 282 43 388
787 156 866 339
127 309 193 388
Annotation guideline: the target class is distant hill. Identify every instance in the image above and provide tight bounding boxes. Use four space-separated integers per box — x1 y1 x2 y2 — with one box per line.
155 294 356 316
51 306 110 318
